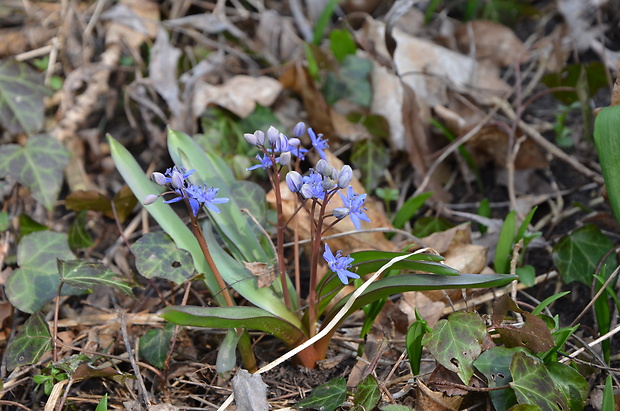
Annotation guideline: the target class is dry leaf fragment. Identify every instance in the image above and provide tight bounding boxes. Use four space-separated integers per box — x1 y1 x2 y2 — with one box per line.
192 75 282 118
150 28 182 120
455 20 528 67
399 291 446 327
243 261 277 288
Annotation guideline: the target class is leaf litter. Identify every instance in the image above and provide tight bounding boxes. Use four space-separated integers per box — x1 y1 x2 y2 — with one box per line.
0 0 618 409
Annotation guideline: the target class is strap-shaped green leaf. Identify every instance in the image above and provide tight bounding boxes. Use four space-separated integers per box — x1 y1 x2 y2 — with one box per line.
595 105 620 226
160 305 305 347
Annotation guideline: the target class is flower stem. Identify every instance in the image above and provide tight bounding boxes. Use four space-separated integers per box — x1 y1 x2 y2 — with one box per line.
271 168 293 310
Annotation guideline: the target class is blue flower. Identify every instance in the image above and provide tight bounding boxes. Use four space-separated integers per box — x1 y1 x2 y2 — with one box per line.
247 153 277 171
286 171 303 193
301 170 327 200
185 184 229 216
323 244 358 284
334 186 370 230
308 128 328 160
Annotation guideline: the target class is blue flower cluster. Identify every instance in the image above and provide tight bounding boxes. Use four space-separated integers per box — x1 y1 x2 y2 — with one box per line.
144 166 229 217
246 123 370 284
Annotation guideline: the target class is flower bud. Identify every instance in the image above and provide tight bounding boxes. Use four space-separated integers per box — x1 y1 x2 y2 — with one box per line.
277 133 288 152
266 126 279 146
143 194 159 205
293 122 306 137
279 151 292 166
315 159 328 175
286 171 303 193
244 133 257 146
288 137 301 147
322 178 336 191
333 207 349 219
171 170 185 189
254 130 265 145
337 165 353 189
300 184 314 199
151 172 167 185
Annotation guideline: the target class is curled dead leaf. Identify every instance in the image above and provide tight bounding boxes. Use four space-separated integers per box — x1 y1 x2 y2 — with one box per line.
455 20 528 67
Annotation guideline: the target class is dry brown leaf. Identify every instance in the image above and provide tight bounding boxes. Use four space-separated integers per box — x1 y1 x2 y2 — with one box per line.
280 64 336 139
267 151 394 254
455 20 528 67
416 379 464 411
192 75 282 119
103 0 159 49
399 291 446 328
443 243 487 275
150 28 182 121
257 10 303 62
243 262 277 288
420 223 473 254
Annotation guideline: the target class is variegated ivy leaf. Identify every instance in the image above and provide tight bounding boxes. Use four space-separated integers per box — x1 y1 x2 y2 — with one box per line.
0 134 70 210
0 59 50 134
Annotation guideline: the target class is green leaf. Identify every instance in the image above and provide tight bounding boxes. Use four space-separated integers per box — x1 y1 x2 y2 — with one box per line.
475 346 530 411
68 211 94 250
495 211 516 274
95 393 108 411
532 292 570 316
339 55 373 107
5 312 52 370
477 198 491 234
323 273 516 328
139 323 175 369
510 352 567 410
329 29 357 63
57 259 134 295
167 129 273 263
546 362 588 411
353 374 380 411
381 406 414 411
0 211 8 231
351 138 391 193
108 135 228 307
6 231 85 313
602 375 615 411
18 213 47 237
295 377 346 411
552 224 615 285
160 305 305 348
422 312 488 384
133 232 195 284
406 312 430 375
312 0 340 45
0 134 70 210
392 192 433 229
595 104 620 227
516 265 535 287
412 216 454 237
0 59 50 134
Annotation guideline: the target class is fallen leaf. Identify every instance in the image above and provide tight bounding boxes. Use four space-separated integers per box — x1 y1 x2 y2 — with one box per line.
232 369 269 411
455 20 528 67
399 291 446 327
192 75 282 118
243 261 277 288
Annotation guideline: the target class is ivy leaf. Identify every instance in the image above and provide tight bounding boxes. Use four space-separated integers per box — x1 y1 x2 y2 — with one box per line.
139 323 176 369
0 134 70 210
510 352 568 410
422 312 488 384
353 374 380 411
547 362 588 411
5 312 52 370
68 211 94 250
0 59 50 134
552 224 616 285
57 259 135 296
474 346 529 410
6 231 85 313
133 232 195 284
295 377 347 411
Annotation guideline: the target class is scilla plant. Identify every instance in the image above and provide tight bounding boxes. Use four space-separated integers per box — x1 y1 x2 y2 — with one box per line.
110 124 515 370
